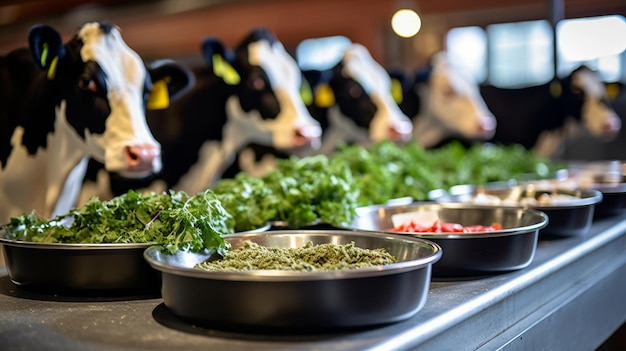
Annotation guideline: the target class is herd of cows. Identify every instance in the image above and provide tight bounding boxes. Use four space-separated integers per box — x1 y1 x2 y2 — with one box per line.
0 22 622 224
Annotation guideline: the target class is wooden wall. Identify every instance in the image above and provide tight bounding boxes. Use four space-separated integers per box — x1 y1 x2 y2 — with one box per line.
0 0 624 67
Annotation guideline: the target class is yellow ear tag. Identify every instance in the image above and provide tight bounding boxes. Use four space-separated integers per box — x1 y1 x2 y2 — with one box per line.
550 80 562 98
146 80 170 110
391 78 403 104
47 56 59 80
300 80 313 106
606 83 619 101
40 43 49 67
212 54 240 85
314 83 335 108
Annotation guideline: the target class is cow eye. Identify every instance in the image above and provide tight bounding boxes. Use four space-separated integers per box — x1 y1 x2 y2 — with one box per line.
79 77 98 92
249 76 266 91
571 86 584 97
348 84 363 98
442 84 456 97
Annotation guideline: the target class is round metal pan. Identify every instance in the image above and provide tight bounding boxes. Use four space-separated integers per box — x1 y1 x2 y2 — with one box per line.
591 181 626 217
0 237 158 294
437 184 602 237
144 230 442 330
566 160 626 217
345 203 548 278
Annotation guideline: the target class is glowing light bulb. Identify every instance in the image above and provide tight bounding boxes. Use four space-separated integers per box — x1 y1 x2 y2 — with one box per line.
391 9 422 38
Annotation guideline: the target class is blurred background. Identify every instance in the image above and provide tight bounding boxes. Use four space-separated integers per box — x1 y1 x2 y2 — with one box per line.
1 0 626 159
1 2 626 346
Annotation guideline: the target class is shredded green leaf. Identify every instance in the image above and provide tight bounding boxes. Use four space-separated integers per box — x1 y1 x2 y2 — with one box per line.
5 189 233 255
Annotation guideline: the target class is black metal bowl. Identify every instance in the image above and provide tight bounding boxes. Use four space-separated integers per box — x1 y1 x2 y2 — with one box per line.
144 230 442 330
0 238 158 294
436 184 602 237
590 180 626 217
345 203 548 277
567 160 626 217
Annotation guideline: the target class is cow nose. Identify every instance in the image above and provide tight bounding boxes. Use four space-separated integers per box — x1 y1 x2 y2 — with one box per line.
604 116 622 137
388 120 413 142
293 125 322 148
478 115 497 138
125 145 161 172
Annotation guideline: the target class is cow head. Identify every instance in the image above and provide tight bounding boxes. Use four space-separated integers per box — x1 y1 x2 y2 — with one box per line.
305 43 413 147
407 52 496 148
564 66 621 141
28 22 192 178
201 28 321 154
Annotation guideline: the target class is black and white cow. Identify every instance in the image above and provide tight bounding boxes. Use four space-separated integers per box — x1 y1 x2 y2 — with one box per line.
0 22 192 224
81 27 322 201
301 43 414 155
481 66 622 158
393 52 497 148
224 41 414 178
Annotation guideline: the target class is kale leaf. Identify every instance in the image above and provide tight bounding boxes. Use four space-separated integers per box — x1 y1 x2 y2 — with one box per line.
5 189 233 255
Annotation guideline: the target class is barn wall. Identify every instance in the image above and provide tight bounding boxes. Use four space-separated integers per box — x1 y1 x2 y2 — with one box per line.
0 0 624 67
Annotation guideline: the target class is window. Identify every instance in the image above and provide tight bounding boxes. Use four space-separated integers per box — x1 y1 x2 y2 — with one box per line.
487 20 553 87
557 15 626 82
296 35 352 71
445 15 626 87
446 26 487 84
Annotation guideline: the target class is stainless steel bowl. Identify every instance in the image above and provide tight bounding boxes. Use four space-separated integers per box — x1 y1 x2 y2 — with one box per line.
346 203 548 277
0 224 270 294
144 230 442 330
567 160 626 217
0 238 158 294
438 184 602 237
590 181 626 217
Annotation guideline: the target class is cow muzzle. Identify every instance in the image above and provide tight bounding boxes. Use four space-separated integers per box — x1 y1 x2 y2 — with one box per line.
477 115 497 140
124 145 162 176
388 120 414 142
601 116 622 141
293 125 322 148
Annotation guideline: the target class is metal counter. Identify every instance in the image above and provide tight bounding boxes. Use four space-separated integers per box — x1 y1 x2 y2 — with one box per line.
1 214 625 351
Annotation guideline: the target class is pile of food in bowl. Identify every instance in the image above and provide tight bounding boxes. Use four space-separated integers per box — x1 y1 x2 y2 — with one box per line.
0 189 240 292
436 182 603 237
566 160 626 217
144 230 442 329
347 203 548 277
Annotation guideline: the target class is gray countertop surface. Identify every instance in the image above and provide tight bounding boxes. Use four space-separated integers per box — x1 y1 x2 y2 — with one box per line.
1 214 625 351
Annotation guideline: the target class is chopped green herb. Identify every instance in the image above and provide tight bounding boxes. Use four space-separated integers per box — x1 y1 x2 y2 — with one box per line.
195 240 397 272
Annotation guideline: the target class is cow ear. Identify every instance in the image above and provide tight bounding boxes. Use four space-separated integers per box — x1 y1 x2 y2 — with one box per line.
147 59 195 111
201 38 240 85
415 65 432 83
28 25 66 80
314 83 335 108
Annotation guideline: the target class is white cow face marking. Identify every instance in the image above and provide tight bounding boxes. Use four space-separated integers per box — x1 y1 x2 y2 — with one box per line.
78 23 161 177
572 68 621 140
342 44 413 142
419 53 496 143
245 39 321 149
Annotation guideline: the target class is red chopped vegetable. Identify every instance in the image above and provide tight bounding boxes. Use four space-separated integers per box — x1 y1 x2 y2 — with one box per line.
390 219 502 233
